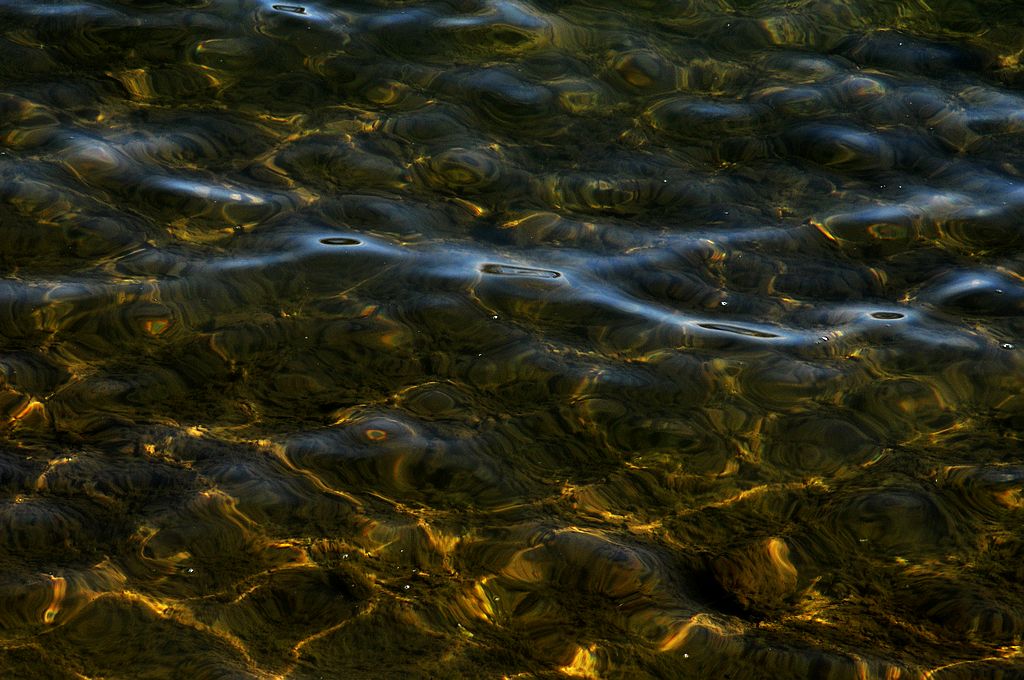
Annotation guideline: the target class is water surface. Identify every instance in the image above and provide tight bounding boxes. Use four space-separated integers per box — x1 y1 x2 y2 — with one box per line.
1 0 1024 677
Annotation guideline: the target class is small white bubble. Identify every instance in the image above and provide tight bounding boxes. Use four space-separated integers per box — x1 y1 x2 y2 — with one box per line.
719 301 728 306
403 584 411 590
342 553 349 559
491 315 498 319
187 567 194 573
1002 343 1015 350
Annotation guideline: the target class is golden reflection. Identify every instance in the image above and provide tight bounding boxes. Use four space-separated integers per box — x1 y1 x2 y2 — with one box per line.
42 576 66 625
560 644 602 678
0 0 1021 676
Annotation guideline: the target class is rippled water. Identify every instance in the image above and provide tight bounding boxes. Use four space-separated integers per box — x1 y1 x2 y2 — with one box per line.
2 0 1024 677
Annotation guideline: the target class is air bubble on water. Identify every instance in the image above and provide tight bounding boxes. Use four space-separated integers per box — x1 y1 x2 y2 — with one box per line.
186 567 194 573
342 553 349 559
491 315 498 319
1002 343 1015 350
403 584 411 590
719 301 728 306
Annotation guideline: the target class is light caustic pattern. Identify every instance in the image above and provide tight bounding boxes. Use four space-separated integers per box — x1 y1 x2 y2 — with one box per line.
0 0 1024 677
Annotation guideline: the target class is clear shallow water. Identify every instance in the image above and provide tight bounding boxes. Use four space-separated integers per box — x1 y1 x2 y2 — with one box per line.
1 0 1024 677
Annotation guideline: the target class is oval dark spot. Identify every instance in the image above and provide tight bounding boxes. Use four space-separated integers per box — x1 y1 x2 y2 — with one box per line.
319 237 361 246
480 263 561 279
698 323 779 338
870 311 904 320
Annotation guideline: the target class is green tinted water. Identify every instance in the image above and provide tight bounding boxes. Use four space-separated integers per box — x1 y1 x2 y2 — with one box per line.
1 0 1024 678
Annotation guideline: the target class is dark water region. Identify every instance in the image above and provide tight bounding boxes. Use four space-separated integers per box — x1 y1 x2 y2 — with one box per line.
3 0 1024 677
